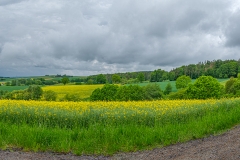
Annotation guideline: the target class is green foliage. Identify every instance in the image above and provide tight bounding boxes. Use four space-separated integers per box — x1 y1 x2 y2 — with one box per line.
186 76 223 99
61 77 69 85
125 85 143 100
27 86 43 100
168 89 187 100
150 69 168 82
143 83 164 100
90 84 118 101
126 78 139 84
113 86 128 101
96 74 107 84
176 75 191 89
90 83 165 101
1 86 43 100
225 77 237 94
112 74 121 84
90 88 102 101
43 90 57 101
100 84 119 101
64 93 80 102
164 83 172 95
137 72 145 83
0 90 8 99
232 80 240 95
86 79 94 85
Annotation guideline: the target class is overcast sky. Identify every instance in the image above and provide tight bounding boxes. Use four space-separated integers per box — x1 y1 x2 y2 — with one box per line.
0 0 240 77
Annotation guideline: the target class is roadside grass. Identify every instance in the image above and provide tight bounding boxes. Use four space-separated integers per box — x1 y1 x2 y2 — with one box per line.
0 98 240 155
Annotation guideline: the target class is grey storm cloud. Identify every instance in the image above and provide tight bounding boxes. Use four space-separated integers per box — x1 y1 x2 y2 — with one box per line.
0 0 26 6
225 10 240 47
0 0 240 76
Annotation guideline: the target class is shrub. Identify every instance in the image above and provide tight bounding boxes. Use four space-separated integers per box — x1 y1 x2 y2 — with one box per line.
164 83 172 95
27 86 43 100
168 88 187 100
143 83 164 100
176 75 191 89
90 88 103 101
64 93 80 102
225 77 237 94
90 84 118 101
43 90 57 101
186 76 223 99
100 84 119 101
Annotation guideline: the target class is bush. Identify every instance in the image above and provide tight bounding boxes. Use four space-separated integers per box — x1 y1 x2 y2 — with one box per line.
232 80 240 95
225 77 236 94
43 90 57 101
143 83 164 100
90 88 103 101
168 89 187 100
27 86 43 100
100 84 119 101
186 76 223 99
176 75 191 89
115 85 144 101
64 93 80 102
90 84 119 101
164 83 172 95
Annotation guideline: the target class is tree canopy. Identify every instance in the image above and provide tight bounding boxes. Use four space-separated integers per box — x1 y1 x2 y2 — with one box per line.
186 76 223 99
175 75 191 89
61 77 69 85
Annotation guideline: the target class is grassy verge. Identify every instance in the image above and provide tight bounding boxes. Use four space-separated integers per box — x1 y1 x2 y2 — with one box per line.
0 99 240 155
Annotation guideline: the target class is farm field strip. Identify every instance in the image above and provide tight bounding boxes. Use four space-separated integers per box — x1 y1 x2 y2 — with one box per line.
1 98 240 155
42 85 104 100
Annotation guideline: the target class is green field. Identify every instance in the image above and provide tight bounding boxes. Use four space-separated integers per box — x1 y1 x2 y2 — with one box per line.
0 86 29 92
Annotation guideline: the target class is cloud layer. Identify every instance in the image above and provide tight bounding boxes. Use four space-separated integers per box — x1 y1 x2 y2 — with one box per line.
0 0 240 76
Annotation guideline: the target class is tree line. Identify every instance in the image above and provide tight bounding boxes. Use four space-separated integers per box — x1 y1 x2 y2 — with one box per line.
90 74 240 101
86 59 240 84
3 77 85 86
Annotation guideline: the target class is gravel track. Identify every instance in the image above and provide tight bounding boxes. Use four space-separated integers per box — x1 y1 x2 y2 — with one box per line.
1 125 240 160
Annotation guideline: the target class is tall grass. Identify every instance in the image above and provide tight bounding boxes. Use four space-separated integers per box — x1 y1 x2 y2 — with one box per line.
0 99 240 155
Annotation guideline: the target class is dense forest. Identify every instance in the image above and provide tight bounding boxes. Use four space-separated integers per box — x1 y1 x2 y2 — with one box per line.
86 59 240 84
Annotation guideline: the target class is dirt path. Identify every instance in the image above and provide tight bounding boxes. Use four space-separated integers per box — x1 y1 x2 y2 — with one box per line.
1 125 240 160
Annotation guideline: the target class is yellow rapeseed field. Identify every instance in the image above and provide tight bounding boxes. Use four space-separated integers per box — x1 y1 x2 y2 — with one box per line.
42 84 103 100
0 99 221 118
0 98 239 129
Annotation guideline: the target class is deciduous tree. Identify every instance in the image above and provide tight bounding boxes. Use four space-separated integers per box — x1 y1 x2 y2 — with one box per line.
176 75 191 89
